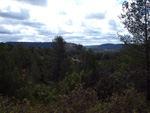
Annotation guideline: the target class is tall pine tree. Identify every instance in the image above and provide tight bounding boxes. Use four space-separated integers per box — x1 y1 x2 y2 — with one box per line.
119 0 150 101
51 36 69 81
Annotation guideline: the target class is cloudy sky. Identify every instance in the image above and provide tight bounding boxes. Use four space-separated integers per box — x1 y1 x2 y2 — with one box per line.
0 0 128 45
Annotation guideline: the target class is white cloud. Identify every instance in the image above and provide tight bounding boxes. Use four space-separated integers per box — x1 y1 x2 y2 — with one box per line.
0 0 126 45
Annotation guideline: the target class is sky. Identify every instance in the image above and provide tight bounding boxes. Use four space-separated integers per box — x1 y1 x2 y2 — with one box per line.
0 0 128 45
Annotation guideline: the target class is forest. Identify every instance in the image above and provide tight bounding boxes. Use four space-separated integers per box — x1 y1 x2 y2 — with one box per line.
0 0 150 112
0 36 149 112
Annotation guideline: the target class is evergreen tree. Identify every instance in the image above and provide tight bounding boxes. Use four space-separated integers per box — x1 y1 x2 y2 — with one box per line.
119 0 150 101
0 43 24 96
51 36 69 81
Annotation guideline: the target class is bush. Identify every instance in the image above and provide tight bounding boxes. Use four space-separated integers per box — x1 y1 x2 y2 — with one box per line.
0 96 34 113
33 84 58 104
49 84 98 113
90 88 149 113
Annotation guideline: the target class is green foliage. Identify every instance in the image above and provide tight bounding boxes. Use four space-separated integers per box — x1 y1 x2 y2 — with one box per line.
119 0 150 101
86 44 122 52
51 36 70 81
0 89 149 113
49 84 98 113
52 36 66 58
79 48 100 86
1 35 150 112
0 43 26 96
0 96 34 113
61 71 86 93
100 88 149 113
16 85 35 102
33 84 58 104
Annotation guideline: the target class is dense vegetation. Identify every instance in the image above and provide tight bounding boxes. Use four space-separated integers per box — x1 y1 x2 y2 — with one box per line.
1 0 150 112
5 42 123 52
0 36 150 112
86 44 123 52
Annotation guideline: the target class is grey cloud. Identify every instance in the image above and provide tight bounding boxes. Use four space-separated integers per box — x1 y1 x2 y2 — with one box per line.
0 26 12 34
38 29 69 36
82 33 120 45
0 19 18 25
108 19 118 30
100 33 119 40
108 20 125 33
0 9 30 20
0 18 45 28
64 36 86 44
64 36 102 45
86 12 106 20
56 27 72 35
36 26 73 37
65 19 73 26
22 21 45 28
38 30 55 36
0 33 48 42
0 17 23 25
15 0 48 7
65 36 84 40
0 34 22 42
37 27 72 37
59 11 67 15
84 28 101 36
0 26 20 35
81 22 86 27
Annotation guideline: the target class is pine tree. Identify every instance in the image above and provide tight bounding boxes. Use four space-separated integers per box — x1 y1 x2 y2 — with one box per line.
51 36 68 81
119 0 150 101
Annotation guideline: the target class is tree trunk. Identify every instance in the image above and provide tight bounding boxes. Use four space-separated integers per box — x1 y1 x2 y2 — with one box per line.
145 0 150 102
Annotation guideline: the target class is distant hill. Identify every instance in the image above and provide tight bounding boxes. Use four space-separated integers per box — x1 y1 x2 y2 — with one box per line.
85 43 123 52
4 42 123 52
4 42 77 49
5 42 52 48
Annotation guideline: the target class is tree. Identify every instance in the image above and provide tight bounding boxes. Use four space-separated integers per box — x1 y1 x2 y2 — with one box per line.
79 49 99 86
52 36 66 59
119 0 150 101
0 43 25 96
51 36 69 81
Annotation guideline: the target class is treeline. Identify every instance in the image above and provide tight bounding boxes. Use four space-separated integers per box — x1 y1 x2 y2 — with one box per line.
5 42 53 48
0 36 150 112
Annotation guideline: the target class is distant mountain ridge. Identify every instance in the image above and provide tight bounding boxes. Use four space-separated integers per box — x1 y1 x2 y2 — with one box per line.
5 42 53 48
86 43 123 52
4 42 123 52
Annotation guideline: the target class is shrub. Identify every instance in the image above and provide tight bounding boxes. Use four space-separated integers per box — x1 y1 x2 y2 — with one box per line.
90 88 149 113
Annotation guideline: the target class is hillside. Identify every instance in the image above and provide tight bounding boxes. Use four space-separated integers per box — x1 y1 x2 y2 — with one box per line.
86 43 123 52
4 42 123 52
5 42 52 48
0 37 149 112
